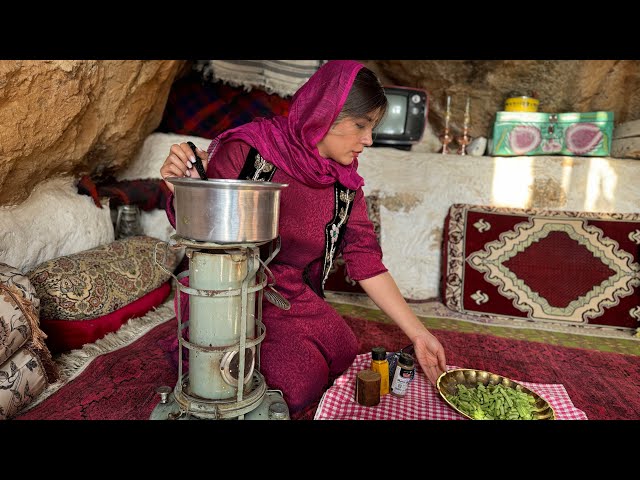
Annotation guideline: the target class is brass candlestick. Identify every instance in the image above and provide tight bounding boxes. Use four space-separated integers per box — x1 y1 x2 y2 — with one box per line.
440 95 453 154
457 96 471 155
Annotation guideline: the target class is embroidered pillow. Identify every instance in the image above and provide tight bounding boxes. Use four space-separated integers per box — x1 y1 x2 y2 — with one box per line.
1 263 58 419
1 263 42 363
28 235 180 321
39 282 171 353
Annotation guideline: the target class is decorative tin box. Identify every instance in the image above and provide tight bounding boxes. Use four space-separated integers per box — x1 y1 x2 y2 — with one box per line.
491 111 613 156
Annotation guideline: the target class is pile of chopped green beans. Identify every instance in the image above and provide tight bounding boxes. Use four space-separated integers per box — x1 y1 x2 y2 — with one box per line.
445 383 538 420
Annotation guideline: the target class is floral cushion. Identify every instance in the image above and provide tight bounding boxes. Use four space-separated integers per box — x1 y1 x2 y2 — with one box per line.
1 262 58 419
1 264 41 362
40 281 171 353
0 346 50 419
27 235 181 321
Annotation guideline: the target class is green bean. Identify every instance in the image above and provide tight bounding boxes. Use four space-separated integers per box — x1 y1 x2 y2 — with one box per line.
445 383 538 420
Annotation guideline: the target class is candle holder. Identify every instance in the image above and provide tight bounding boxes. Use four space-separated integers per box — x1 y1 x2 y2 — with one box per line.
457 96 471 155
440 95 453 154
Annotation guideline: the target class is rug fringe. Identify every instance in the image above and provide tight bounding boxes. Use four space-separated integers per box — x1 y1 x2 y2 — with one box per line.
19 298 176 413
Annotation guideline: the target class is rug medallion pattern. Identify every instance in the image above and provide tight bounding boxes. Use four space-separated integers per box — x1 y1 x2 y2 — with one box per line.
443 204 640 330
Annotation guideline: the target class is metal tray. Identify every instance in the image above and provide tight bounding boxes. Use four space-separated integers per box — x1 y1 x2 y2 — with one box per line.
436 368 555 420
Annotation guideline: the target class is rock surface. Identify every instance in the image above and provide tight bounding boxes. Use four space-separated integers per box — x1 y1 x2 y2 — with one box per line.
4 60 639 206
0 60 185 206
3 59 640 284
363 60 640 145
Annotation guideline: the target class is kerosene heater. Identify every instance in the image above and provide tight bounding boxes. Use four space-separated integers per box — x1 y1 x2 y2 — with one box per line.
151 177 289 420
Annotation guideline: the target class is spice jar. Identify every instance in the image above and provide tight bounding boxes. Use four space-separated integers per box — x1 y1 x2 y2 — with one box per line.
390 352 415 397
370 347 390 396
355 369 381 407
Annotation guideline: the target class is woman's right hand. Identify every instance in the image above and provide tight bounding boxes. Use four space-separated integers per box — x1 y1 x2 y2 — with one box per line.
160 142 209 194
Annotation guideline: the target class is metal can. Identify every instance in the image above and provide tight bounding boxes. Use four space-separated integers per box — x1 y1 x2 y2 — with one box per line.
504 96 539 112
390 353 415 397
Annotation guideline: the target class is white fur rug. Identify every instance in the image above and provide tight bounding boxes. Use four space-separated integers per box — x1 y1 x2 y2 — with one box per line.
0 177 113 273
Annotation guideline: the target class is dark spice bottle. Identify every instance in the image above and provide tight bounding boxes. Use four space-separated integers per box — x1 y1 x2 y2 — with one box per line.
390 353 415 397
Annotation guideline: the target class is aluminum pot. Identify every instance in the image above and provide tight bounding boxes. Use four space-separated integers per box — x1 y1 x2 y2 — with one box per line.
167 177 288 243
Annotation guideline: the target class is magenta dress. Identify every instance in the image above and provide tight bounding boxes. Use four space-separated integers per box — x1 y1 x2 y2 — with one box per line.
166 140 387 413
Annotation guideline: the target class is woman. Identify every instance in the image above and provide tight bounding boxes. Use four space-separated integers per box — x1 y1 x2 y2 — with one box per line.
160 60 447 414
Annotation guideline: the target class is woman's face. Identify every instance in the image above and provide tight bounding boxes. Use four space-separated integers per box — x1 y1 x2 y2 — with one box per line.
316 112 380 166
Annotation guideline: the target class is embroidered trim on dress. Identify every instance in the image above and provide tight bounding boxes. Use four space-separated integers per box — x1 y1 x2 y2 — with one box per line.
237 149 356 299
238 148 277 182
321 183 356 291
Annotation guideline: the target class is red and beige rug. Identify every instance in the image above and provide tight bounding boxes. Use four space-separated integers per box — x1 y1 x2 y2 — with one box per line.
14 299 640 421
442 204 640 331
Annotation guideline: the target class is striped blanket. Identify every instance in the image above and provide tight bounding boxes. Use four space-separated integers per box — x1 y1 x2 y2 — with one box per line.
195 60 324 97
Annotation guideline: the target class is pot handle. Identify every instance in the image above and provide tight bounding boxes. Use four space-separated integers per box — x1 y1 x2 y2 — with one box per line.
256 256 291 310
257 257 277 287
262 236 282 267
153 241 184 282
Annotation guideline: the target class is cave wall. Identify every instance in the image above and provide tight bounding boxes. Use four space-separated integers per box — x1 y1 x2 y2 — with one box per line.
2 59 639 209
0 60 185 206
3 59 640 296
363 60 640 143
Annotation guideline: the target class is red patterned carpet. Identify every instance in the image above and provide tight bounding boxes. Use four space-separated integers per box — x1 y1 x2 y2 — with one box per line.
443 204 640 329
15 315 640 421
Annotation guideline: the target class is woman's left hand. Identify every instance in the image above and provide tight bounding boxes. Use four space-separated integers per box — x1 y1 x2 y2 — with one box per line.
357 272 448 386
411 331 447 386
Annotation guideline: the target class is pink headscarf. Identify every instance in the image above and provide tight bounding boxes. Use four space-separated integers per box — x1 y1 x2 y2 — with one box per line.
207 60 366 190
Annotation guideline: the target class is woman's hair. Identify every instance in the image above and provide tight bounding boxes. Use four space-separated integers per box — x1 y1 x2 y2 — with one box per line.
336 67 388 126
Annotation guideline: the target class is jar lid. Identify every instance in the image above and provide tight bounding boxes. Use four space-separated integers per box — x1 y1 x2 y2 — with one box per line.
371 347 387 360
398 353 414 368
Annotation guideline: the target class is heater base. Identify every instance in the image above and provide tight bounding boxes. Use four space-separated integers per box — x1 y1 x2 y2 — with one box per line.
150 388 289 420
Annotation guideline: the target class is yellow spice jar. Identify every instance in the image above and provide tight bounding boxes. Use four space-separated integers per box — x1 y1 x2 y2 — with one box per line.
371 347 390 395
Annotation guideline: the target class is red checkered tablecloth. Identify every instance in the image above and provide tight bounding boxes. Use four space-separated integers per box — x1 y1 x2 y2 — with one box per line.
314 353 588 420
